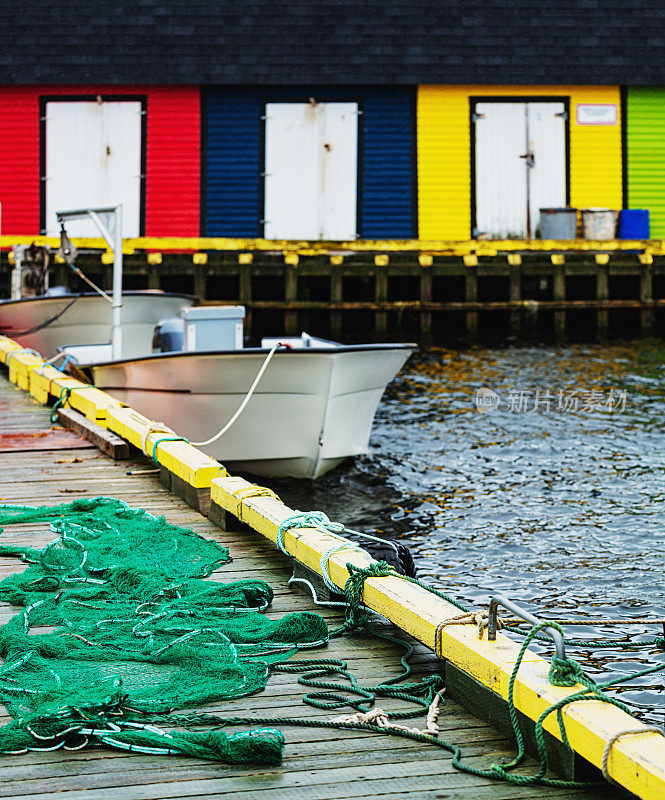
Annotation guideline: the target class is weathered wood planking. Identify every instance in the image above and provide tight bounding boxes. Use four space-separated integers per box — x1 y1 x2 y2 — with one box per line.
0 372 623 800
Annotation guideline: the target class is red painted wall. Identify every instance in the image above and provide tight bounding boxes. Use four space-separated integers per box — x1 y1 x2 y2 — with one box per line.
0 85 200 236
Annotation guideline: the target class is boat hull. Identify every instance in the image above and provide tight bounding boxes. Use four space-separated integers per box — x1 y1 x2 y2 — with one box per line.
87 346 414 479
0 292 195 359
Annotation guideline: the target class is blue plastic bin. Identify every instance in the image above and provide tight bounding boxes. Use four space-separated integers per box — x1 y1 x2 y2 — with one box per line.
618 209 650 239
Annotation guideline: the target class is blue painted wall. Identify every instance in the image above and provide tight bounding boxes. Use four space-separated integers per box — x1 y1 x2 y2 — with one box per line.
204 92 261 237
203 87 416 238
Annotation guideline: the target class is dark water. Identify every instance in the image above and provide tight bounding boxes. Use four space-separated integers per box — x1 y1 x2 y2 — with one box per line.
274 341 665 724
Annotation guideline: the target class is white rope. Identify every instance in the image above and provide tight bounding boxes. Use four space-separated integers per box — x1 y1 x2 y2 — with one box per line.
601 725 664 782
139 421 178 457
70 266 112 303
5 348 40 369
331 691 444 737
189 344 280 447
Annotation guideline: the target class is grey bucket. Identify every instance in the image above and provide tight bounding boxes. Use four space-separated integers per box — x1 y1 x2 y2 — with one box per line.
581 208 617 240
538 208 578 239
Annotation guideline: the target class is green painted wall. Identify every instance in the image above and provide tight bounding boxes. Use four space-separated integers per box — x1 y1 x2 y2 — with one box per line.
627 87 665 237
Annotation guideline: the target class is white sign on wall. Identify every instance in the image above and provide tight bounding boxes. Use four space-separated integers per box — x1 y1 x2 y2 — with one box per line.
576 104 618 126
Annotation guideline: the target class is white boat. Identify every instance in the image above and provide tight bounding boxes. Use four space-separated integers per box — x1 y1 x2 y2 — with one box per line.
0 292 195 360
69 338 414 479
9 206 415 479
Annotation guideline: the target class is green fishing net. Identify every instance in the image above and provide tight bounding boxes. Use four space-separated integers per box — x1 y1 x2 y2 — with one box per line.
0 497 330 764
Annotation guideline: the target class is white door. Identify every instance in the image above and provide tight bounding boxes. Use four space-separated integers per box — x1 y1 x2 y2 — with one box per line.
264 102 358 240
474 102 566 239
45 101 142 237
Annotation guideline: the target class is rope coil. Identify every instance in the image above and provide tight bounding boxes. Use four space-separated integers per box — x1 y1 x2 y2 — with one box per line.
601 726 665 783
49 387 73 424
232 486 282 522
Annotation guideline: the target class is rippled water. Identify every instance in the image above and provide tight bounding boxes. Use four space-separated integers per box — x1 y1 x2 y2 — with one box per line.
274 340 665 723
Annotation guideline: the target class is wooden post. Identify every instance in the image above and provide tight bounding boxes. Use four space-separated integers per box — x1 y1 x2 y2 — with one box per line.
509 264 521 338
193 263 206 300
330 264 343 340
148 264 160 290
596 264 609 340
553 265 566 340
640 260 655 333
465 263 478 338
374 263 388 340
239 260 252 334
419 264 432 345
284 264 298 335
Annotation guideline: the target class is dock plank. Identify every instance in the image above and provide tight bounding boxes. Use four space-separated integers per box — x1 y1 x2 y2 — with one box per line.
0 373 624 800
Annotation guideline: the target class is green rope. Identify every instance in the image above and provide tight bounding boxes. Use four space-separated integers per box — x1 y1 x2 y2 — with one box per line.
150 436 189 463
301 562 663 790
504 624 665 650
49 387 72 424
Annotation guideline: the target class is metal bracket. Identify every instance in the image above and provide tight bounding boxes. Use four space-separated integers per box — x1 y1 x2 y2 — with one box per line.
487 593 566 661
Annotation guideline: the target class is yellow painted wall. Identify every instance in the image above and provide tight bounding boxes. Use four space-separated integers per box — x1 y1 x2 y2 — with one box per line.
417 85 623 240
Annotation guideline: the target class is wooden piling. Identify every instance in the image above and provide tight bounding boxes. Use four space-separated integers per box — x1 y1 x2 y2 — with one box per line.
509 263 521 338
640 260 655 333
552 263 566 339
284 263 298 335
330 263 343 340
374 262 388 340
596 263 609 339
464 262 478 338
419 265 433 344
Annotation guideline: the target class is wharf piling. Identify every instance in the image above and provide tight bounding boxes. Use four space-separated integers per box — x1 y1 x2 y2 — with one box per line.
4 238 665 344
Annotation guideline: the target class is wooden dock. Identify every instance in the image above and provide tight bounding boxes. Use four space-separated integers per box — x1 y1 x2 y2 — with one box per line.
3 236 665 343
0 374 626 800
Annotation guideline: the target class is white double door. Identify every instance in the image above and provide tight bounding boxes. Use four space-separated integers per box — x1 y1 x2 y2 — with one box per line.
474 102 567 239
44 100 142 237
264 102 358 240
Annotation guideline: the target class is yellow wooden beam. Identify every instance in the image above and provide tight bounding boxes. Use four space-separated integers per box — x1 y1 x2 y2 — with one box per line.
106 407 224 488
7 352 43 391
29 364 65 404
3 235 661 255
0 337 25 365
210 474 665 800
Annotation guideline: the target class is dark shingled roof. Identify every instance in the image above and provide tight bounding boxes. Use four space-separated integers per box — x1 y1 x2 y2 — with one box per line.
1 0 664 85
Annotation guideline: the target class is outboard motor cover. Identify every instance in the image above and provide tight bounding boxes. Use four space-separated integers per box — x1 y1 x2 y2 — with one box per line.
152 317 185 353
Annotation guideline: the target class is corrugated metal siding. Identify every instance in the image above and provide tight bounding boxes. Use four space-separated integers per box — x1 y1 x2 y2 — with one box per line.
144 87 200 237
568 86 622 213
627 88 665 237
204 88 415 238
0 88 40 234
417 87 470 240
204 93 261 237
0 85 200 236
360 90 415 238
418 85 623 240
